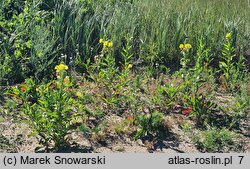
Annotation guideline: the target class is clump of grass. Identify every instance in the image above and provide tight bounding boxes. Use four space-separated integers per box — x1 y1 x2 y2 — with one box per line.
193 126 242 153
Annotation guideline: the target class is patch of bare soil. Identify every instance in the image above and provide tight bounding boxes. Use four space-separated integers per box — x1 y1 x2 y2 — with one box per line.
0 111 249 153
0 111 210 153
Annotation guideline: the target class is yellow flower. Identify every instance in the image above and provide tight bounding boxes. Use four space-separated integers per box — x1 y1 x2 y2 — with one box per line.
107 41 113 48
55 64 68 71
128 64 133 69
76 92 82 97
184 43 192 50
179 44 184 49
103 41 109 47
226 32 231 39
179 43 192 51
99 38 104 43
64 76 70 85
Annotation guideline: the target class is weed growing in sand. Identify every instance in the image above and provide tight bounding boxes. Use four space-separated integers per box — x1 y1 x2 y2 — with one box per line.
6 64 86 150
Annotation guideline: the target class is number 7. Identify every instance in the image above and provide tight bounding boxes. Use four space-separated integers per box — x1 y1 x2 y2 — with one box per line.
238 156 244 164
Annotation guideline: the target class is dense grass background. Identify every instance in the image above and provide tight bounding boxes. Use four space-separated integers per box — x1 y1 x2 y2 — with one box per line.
0 0 249 84
98 0 250 69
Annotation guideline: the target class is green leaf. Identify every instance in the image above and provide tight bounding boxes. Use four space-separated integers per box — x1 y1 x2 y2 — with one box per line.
0 116 4 123
28 132 38 138
78 124 89 133
133 129 143 140
219 61 227 68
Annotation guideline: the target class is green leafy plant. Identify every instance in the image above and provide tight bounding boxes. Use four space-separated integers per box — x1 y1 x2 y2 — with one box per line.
219 32 246 91
0 0 53 84
133 111 166 140
87 38 133 108
180 123 192 132
159 83 183 107
6 64 85 150
193 126 236 152
180 39 213 92
219 33 236 82
178 40 217 126
219 84 250 130
184 94 216 126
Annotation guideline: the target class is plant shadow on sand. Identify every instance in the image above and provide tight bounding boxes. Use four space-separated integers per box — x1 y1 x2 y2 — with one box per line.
35 142 94 153
37 129 181 153
134 130 184 153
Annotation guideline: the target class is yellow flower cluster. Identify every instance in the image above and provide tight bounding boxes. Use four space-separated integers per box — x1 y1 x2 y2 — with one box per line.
76 92 83 97
99 38 113 48
99 38 104 43
55 64 68 72
226 32 232 40
128 64 133 69
179 43 192 51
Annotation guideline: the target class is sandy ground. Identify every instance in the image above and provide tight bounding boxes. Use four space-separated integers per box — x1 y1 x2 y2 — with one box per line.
1 111 248 153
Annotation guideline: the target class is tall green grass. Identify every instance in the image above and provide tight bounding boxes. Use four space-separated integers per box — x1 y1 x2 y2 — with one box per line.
95 0 250 70
0 0 249 84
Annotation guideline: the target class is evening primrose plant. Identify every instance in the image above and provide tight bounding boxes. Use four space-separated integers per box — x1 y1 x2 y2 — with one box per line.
219 33 235 84
178 40 216 127
179 43 192 73
219 32 246 91
133 111 166 140
6 63 86 151
88 38 133 107
91 39 119 105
